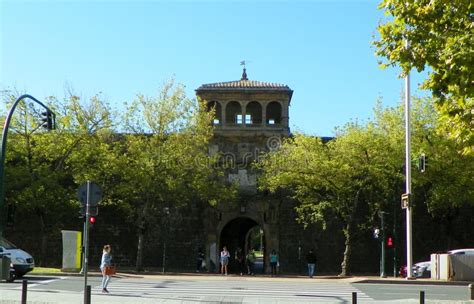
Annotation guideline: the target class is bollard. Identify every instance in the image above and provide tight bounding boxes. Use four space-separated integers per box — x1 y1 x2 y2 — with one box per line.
352 291 357 304
21 280 27 304
85 285 91 304
469 284 473 300
419 290 425 304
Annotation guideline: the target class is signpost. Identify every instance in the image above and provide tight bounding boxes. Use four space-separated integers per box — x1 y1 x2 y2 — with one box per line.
401 193 410 209
77 181 101 304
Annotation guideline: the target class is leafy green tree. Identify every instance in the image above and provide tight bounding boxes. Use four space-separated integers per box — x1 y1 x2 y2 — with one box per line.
2 93 114 263
108 79 233 271
258 124 400 275
374 0 473 154
258 95 473 274
406 97 474 249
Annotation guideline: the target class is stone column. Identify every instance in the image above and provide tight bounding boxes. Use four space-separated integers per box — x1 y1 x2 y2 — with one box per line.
281 100 289 130
241 101 246 128
221 101 227 127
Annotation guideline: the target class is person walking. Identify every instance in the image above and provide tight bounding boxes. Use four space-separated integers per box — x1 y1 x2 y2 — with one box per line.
220 246 230 275
246 249 256 275
235 247 244 275
100 244 113 293
306 249 317 278
269 249 279 277
196 248 205 272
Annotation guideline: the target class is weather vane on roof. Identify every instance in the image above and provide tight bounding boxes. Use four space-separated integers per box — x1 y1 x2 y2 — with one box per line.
240 60 248 80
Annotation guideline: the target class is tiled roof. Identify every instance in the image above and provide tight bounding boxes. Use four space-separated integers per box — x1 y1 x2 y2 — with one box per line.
197 79 291 90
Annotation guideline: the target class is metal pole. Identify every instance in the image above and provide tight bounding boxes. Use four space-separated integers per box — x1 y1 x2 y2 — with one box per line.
85 285 91 304
419 291 425 304
80 218 86 274
380 212 386 278
352 291 357 304
83 181 90 304
405 40 414 279
393 202 397 277
21 279 27 304
162 240 166 274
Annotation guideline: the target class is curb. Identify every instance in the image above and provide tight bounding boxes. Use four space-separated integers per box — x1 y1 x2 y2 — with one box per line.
29 272 472 286
354 279 472 286
31 272 142 278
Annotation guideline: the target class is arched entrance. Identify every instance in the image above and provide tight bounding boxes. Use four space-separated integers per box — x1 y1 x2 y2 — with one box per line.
219 217 265 274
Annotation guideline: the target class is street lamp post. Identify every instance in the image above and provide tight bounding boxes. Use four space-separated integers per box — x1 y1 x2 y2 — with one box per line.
404 40 414 279
0 94 56 238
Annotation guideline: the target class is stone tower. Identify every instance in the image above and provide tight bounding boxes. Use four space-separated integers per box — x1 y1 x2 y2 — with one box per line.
195 68 293 273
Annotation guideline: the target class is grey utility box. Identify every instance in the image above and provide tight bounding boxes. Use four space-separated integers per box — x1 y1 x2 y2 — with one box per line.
0 255 11 281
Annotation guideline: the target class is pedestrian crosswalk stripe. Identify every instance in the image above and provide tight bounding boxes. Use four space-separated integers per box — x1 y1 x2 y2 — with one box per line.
93 279 374 301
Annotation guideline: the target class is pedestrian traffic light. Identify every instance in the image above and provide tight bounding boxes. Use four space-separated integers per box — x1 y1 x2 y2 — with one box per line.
41 110 54 130
373 228 380 239
387 236 393 248
89 216 96 227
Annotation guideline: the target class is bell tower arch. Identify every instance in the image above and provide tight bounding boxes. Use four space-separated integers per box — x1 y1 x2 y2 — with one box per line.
196 68 292 273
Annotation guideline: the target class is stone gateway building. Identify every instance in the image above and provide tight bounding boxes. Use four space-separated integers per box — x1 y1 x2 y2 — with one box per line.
183 69 351 275
195 68 293 274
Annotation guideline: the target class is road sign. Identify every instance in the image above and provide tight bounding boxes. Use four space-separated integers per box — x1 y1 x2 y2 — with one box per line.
401 193 410 209
77 182 102 206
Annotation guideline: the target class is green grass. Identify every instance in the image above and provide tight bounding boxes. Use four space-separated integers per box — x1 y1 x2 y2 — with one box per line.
31 267 62 273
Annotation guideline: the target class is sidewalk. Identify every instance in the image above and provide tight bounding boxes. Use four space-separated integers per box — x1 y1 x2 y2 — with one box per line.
27 269 474 286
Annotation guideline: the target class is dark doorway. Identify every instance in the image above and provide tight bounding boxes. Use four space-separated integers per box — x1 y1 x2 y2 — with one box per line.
219 217 265 274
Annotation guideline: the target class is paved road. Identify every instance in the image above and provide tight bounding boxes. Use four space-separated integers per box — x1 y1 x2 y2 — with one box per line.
0 274 472 303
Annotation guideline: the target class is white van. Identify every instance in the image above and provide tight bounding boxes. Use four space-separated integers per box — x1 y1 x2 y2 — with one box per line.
0 238 35 277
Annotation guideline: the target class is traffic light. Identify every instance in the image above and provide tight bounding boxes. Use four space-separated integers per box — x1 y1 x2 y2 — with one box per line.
373 228 381 239
41 110 54 130
387 236 393 248
89 216 96 227
418 154 427 173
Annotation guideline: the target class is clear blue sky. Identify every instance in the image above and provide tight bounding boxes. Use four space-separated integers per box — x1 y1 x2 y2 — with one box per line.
1 0 427 136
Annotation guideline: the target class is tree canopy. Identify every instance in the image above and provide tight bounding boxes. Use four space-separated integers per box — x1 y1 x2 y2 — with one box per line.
374 0 473 154
258 96 474 275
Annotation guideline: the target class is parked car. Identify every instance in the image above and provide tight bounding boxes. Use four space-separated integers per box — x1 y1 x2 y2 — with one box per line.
399 261 431 278
447 248 474 255
413 261 431 278
0 238 34 277
400 248 474 278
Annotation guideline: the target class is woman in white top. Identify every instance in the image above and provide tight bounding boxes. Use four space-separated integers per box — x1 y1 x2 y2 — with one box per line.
100 244 112 293
220 246 230 275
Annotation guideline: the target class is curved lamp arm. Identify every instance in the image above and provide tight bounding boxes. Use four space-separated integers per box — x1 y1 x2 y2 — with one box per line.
0 94 56 238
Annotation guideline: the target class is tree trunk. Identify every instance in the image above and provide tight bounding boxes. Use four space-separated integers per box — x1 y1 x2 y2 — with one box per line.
340 189 361 276
135 224 145 272
135 196 150 272
38 212 47 266
340 222 352 277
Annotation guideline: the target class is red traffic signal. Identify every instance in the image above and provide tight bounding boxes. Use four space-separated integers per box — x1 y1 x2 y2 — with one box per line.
387 236 393 247
89 217 96 224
